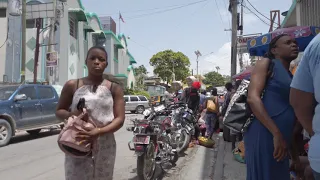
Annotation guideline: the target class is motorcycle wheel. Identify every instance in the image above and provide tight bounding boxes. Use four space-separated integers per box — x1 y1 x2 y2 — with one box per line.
137 142 156 180
170 151 179 164
176 129 191 153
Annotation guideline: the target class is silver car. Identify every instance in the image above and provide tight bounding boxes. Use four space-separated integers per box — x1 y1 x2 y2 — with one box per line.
124 95 149 114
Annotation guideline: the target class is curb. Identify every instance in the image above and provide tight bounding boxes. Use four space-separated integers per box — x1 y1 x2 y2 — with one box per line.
213 135 226 180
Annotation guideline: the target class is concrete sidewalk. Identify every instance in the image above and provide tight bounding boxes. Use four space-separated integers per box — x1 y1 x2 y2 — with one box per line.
213 135 246 180
164 134 246 180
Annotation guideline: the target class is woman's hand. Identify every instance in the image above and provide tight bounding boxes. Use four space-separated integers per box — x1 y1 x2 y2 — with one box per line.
76 127 101 140
273 132 287 161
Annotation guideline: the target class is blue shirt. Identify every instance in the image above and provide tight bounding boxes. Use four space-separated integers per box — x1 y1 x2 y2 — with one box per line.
291 34 320 173
199 94 206 105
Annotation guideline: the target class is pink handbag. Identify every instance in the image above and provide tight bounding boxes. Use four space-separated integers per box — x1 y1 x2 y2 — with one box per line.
57 109 97 158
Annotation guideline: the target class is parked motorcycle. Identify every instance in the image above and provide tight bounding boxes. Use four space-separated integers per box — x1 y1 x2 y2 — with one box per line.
127 105 178 180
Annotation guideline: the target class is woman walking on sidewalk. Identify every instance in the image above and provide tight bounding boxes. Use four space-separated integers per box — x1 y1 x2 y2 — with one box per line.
56 46 125 180
245 34 299 180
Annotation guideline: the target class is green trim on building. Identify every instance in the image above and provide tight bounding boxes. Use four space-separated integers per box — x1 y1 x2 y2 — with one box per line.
127 65 132 71
77 0 85 10
115 74 128 78
68 8 88 22
127 51 137 64
281 0 297 28
113 57 119 63
92 30 106 39
104 31 124 49
85 12 104 30
117 33 128 47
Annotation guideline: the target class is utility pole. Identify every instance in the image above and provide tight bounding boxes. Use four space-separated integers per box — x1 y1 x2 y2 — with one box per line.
33 18 41 84
238 0 244 70
230 0 238 77
47 0 57 84
21 0 27 83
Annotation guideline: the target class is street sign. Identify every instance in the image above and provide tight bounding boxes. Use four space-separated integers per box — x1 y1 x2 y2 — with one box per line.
46 51 58 67
237 34 261 52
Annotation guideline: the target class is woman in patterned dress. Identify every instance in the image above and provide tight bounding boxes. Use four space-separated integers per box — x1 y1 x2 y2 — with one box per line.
56 46 125 180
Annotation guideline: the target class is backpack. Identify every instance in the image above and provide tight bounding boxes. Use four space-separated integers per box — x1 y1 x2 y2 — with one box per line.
207 97 218 113
223 60 275 133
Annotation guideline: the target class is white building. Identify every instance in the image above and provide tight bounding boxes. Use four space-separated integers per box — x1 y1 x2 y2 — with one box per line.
0 0 137 88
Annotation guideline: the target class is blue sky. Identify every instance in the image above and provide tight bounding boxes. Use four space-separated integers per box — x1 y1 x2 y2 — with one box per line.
82 0 292 76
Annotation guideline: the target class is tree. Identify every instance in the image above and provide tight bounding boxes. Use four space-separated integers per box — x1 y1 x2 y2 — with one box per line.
203 71 225 86
149 50 190 82
134 65 148 90
134 65 148 75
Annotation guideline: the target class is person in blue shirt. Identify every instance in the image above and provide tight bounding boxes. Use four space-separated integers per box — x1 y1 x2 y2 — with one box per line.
245 34 299 180
290 33 320 180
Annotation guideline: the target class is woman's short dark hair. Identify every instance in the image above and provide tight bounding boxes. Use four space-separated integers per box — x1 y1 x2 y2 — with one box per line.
211 87 218 96
86 46 122 85
264 34 290 59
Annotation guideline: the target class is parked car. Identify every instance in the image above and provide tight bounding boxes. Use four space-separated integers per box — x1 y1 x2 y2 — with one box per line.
0 83 61 147
124 95 149 114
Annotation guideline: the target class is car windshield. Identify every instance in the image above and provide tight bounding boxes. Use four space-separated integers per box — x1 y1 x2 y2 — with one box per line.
0 86 18 100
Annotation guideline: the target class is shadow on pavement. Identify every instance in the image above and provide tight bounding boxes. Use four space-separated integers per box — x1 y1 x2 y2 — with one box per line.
9 129 61 145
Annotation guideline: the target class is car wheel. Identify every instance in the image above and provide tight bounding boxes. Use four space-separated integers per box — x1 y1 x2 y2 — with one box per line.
27 129 41 136
136 106 145 114
0 119 13 147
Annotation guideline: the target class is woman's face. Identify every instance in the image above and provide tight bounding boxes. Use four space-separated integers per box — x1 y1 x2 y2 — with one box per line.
86 48 107 76
272 35 299 61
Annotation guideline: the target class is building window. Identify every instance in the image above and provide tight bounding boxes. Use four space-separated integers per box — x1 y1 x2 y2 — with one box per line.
114 47 118 61
0 9 6 18
69 16 77 39
26 19 43 29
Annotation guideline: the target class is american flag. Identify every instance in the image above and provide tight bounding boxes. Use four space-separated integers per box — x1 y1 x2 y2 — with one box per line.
119 13 125 23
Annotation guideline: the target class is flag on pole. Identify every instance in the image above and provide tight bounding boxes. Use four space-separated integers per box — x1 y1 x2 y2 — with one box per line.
119 12 125 23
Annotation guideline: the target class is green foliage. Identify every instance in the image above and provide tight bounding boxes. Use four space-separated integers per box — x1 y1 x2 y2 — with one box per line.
222 75 231 82
134 65 148 75
203 71 225 86
123 87 150 99
134 65 148 90
149 50 191 82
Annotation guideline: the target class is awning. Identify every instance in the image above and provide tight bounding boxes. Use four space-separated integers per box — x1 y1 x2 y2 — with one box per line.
127 51 137 64
92 30 106 39
84 24 95 33
68 8 88 22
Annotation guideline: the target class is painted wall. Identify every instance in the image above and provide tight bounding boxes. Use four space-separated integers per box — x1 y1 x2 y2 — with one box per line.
4 14 21 83
0 13 7 82
103 35 114 74
25 28 43 81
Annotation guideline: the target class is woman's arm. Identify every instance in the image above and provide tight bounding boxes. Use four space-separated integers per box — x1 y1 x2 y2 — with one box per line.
247 59 280 136
99 84 125 134
56 79 79 121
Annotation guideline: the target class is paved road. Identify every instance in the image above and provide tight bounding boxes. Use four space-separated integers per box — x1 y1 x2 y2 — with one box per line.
0 114 147 180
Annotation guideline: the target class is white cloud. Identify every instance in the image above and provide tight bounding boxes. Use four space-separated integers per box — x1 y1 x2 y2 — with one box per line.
200 42 250 76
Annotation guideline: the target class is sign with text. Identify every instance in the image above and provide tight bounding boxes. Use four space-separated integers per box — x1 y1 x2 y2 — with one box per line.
237 34 261 52
46 51 58 67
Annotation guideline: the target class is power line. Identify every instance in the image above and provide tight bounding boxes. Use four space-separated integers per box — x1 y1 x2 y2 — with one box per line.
241 4 270 26
221 0 231 28
99 1 208 16
126 0 209 20
245 0 280 26
213 0 230 41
